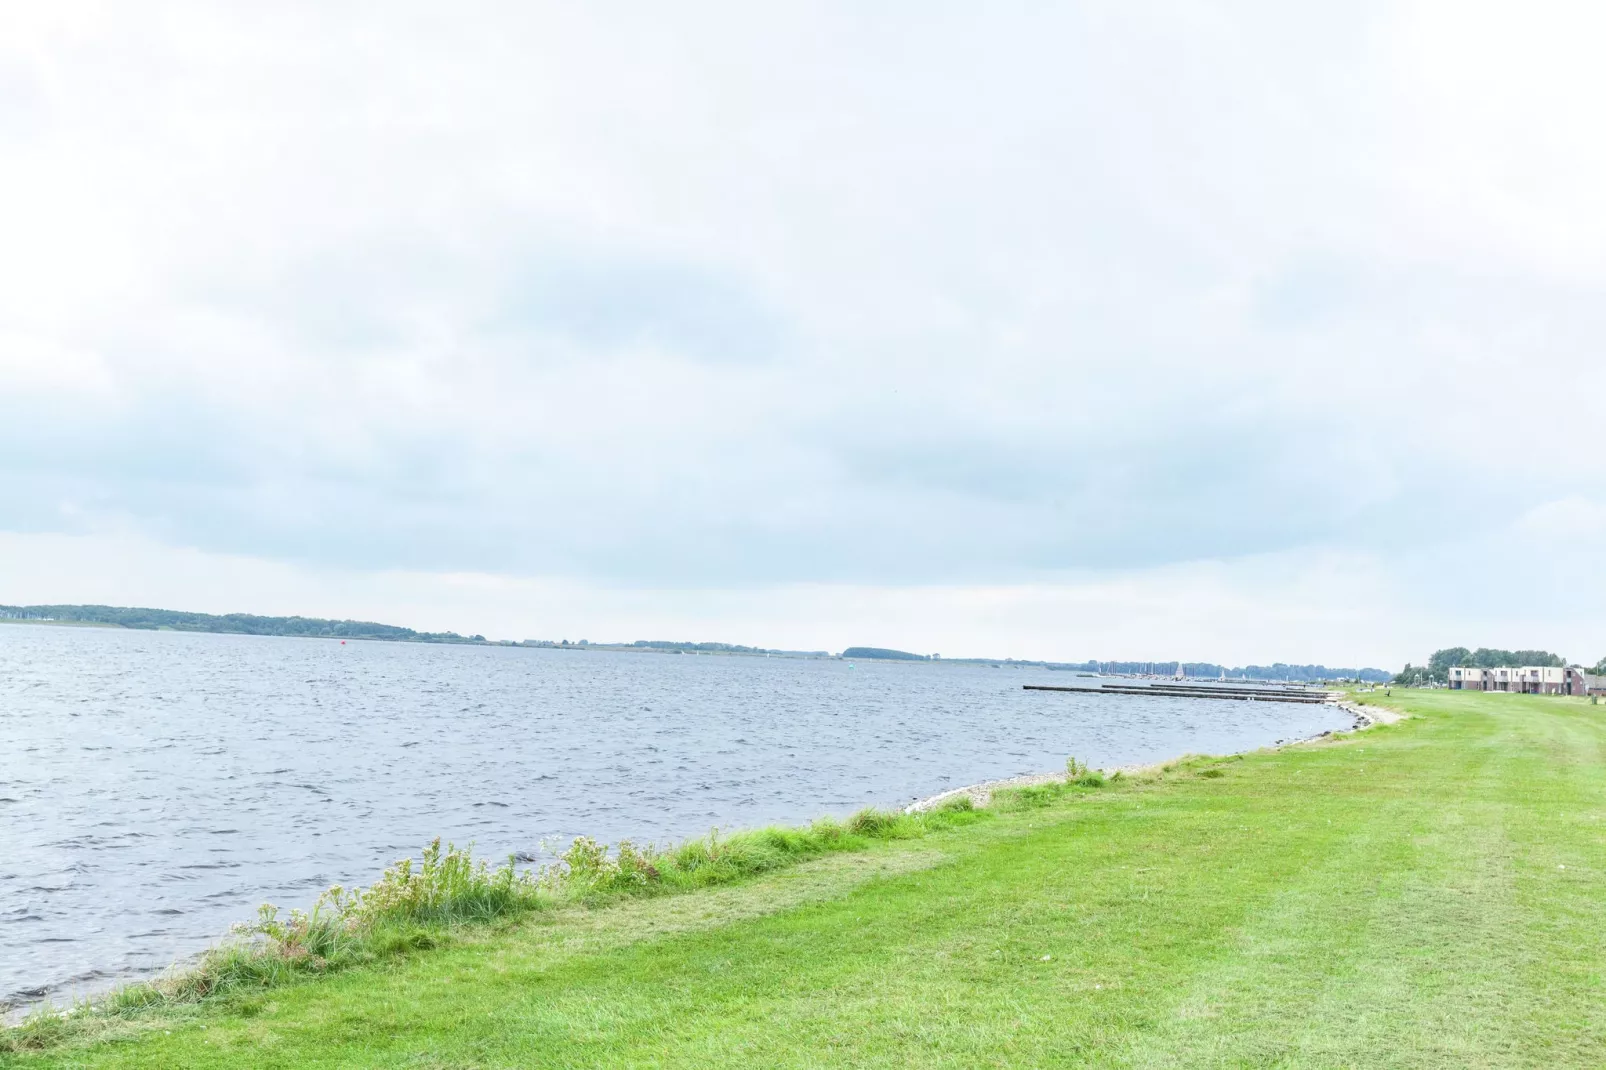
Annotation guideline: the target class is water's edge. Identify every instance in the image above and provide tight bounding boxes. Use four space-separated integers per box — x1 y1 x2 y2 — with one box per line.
904 696 1375 812
6 696 1380 1024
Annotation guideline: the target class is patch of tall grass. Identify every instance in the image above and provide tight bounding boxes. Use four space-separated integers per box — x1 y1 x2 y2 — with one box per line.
3 798 985 1051
1063 756 1109 788
988 760 1121 812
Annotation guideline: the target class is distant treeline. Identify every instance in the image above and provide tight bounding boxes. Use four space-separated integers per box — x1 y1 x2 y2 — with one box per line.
521 639 829 656
626 640 827 656
0 604 484 644
633 639 766 653
1043 660 1390 682
3 606 1395 679
841 646 932 661
840 645 1387 681
1393 646 1603 685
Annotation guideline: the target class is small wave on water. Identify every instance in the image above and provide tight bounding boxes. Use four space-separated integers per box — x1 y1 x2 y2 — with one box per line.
0 625 1350 1013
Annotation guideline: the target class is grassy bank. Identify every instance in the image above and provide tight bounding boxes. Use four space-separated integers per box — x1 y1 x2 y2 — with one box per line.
2 804 991 1053
7 689 1606 1067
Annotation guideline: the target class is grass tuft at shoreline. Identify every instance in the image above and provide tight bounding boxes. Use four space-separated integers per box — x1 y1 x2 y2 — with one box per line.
2 797 1003 1055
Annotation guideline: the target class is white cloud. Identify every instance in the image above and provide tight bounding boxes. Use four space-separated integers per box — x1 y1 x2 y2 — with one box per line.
1516 497 1606 543
0 332 113 394
1386 0 1606 280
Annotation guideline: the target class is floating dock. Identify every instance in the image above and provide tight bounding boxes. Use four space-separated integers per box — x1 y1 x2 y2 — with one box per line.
1024 683 1335 705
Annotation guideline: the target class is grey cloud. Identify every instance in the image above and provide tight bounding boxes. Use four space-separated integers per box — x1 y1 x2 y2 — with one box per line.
2 1 1605 630
490 255 786 364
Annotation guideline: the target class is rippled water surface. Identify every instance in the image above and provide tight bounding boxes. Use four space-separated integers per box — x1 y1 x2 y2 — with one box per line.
1 624 1352 1007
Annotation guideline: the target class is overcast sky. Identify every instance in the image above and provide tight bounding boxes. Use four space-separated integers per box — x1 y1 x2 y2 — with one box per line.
3 2 1604 667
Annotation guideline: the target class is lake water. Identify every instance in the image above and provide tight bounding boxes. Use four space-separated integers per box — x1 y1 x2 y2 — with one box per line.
0 624 1352 1010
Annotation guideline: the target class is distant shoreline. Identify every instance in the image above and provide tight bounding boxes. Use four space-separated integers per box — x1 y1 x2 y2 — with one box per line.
0 608 1389 681
0 617 121 629
0 617 832 658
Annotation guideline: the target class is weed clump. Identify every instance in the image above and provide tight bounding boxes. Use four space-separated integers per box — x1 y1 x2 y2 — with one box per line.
846 807 899 836
1 1013 70 1053
94 839 549 1008
1065 756 1107 788
995 766 1115 812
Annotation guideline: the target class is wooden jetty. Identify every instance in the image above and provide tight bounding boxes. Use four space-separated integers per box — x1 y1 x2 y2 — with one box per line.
1024 683 1335 705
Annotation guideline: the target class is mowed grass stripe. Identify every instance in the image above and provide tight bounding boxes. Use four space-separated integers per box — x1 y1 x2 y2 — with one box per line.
1143 749 1524 1065
1506 702 1606 1065
407 751 1423 1066
467 799 1273 1065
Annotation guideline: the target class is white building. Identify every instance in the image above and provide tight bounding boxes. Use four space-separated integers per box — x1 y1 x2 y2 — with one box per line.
1447 665 1588 695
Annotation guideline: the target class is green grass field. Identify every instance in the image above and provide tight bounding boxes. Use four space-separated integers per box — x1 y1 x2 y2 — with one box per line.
7 688 1605 1068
